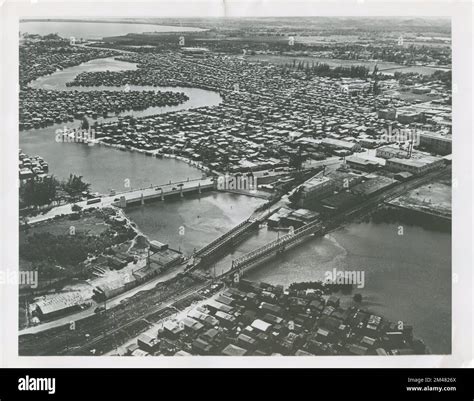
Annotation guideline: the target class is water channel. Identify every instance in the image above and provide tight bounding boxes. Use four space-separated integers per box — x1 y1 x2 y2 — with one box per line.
21 57 222 193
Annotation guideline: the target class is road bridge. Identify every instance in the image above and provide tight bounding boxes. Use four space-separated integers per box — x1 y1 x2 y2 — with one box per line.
112 177 215 208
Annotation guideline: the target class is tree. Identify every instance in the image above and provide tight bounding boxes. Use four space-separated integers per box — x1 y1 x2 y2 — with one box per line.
372 64 379 77
289 146 306 171
71 204 83 212
353 293 363 303
372 64 381 95
61 174 91 199
81 116 89 131
20 176 58 207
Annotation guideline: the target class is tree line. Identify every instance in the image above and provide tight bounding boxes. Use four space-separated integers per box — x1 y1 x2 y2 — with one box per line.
283 60 371 79
20 174 91 209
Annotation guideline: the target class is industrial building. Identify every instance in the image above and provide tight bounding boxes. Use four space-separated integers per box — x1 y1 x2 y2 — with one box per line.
180 47 210 54
319 192 360 212
418 131 452 155
345 156 380 172
397 110 422 124
297 175 335 207
33 292 89 320
385 155 444 175
149 240 168 252
377 108 396 120
376 145 410 160
320 138 361 153
351 176 397 197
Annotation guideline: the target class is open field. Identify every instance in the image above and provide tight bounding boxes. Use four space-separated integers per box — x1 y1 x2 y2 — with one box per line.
389 180 451 218
21 213 109 240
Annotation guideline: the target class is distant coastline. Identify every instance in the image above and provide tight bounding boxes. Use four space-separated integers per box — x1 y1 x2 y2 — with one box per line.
20 18 208 31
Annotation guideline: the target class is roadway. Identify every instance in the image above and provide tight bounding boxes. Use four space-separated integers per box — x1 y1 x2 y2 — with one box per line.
27 177 214 225
19 260 188 335
67 279 211 355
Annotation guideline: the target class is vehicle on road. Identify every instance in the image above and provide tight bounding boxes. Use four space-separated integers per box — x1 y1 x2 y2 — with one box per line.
86 198 101 205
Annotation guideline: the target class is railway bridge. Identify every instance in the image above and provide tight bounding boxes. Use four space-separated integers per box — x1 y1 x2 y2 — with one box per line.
193 219 260 267
227 219 324 277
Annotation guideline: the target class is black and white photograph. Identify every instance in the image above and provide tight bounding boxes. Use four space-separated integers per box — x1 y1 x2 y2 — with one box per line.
14 13 456 358
1 2 473 390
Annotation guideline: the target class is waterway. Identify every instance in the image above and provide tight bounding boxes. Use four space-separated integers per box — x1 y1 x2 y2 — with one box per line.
20 57 222 193
28 57 223 115
124 193 266 255
244 221 451 354
128 198 450 354
20 20 206 40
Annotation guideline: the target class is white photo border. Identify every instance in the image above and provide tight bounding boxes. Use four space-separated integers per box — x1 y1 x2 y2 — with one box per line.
1 0 472 368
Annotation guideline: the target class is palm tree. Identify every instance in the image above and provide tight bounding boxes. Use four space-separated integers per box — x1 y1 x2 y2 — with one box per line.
61 174 91 201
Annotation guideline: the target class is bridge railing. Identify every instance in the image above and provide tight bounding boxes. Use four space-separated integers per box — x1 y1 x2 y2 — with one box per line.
195 219 253 257
232 220 323 269
108 177 215 197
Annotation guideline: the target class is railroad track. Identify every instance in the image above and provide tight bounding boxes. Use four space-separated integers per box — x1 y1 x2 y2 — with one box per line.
66 281 210 356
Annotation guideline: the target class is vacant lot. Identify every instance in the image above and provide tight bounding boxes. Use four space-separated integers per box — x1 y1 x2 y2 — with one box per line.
21 213 108 242
390 180 451 217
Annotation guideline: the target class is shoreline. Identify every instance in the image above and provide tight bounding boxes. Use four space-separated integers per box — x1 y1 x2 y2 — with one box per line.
20 19 208 32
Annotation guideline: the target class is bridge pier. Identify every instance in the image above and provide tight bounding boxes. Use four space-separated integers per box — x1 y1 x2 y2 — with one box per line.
140 193 144 206
180 186 184 198
119 196 127 208
161 188 164 201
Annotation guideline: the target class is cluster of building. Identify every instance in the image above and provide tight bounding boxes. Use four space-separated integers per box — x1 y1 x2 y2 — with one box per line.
378 103 451 148
120 279 426 356
267 207 319 228
20 38 451 178
92 240 183 301
19 150 49 181
19 34 116 86
290 169 400 213
61 49 451 177
19 88 189 131
26 218 183 323
322 41 451 67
